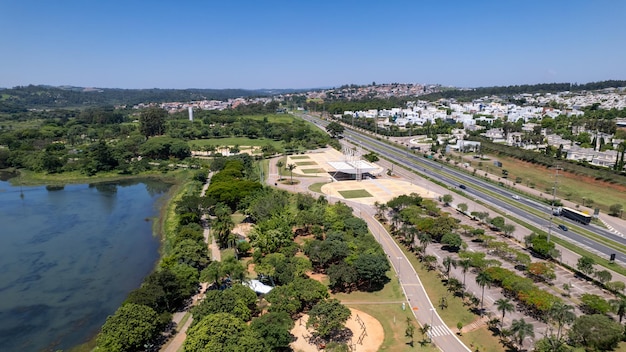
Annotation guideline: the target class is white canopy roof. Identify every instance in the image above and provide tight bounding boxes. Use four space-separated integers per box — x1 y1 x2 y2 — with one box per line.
327 160 379 174
245 279 273 294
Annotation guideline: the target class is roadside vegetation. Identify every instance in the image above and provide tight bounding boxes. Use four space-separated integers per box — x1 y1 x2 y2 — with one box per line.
377 192 626 352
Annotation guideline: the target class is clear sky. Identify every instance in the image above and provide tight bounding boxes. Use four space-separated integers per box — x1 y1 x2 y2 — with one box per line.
1 0 625 89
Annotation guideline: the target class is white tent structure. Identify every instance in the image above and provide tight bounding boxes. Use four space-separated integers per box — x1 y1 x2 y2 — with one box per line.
327 160 379 181
244 279 273 294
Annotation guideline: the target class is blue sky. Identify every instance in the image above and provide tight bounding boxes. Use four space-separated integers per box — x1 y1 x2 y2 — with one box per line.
1 0 625 89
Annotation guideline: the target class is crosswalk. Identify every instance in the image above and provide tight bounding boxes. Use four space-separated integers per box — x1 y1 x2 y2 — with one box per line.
428 325 452 337
600 218 624 237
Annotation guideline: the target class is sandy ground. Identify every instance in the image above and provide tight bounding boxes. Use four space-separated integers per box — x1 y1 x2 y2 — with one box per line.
290 308 383 352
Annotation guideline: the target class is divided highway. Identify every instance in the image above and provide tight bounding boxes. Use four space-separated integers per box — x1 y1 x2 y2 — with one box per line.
302 114 626 263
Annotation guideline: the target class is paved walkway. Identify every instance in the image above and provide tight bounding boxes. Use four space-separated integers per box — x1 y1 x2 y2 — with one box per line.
267 146 626 351
200 172 220 262
159 172 216 352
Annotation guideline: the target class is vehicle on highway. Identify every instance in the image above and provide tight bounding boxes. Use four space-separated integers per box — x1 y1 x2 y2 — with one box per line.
557 206 592 225
512 195 520 200
558 224 568 231
459 184 466 189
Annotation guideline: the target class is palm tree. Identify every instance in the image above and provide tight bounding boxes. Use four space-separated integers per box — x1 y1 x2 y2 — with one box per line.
510 318 534 347
494 298 515 328
610 297 626 323
548 302 575 342
374 201 388 221
405 226 418 251
287 163 296 184
475 271 492 315
418 233 432 253
276 160 284 180
442 256 457 279
459 259 471 287
419 323 431 342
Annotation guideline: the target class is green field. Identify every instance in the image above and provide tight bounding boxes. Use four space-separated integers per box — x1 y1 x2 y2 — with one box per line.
339 189 373 199
244 113 299 124
467 152 626 213
189 137 282 149
295 161 317 166
395 236 505 352
290 155 310 160
301 168 326 174
308 182 328 193
335 273 437 351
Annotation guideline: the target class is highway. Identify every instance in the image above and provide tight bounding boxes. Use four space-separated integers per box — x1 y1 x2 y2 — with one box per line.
302 114 626 263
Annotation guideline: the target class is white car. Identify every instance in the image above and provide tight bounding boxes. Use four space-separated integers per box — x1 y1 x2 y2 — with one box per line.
512 195 520 200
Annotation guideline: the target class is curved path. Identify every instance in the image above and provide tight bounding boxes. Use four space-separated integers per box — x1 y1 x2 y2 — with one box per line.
268 155 471 352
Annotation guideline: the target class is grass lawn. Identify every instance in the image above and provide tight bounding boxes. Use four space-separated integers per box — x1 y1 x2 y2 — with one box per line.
308 182 328 194
469 152 626 212
189 137 282 149
301 168 326 174
290 155 310 160
339 189 373 199
393 238 505 352
295 161 318 166
334 273 438 351
244 113 298 124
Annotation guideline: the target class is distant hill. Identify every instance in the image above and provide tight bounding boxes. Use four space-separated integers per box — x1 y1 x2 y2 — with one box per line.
0 85 306 110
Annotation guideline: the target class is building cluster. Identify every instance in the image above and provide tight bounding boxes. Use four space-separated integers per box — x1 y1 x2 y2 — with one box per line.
129 83 625 169
316 83 440 100
341 88 626 169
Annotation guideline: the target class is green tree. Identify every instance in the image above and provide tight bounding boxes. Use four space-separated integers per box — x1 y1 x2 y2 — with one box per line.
475 271 492 315
139 107 167 138
353 253 390 289
442 256 457 278
287 163 296 184
325 122 345 138
610 297 626 323
96 303 161 352
547 301 575 343
576 256 595 276
609 203 623 216
457 203 468 213
594 269 612 284
489 216 505 230
442 194 453 206
440 233 463 251
501 224 516 237
580 293 610 314
405 317 415 347
169 239 210 270
250 311 294 350
327 262 358 292
459 259 471 287
494 298 514 328
510 318 534 347
569 314 623 351
184 313 262 352
191 289 252 322
306 299 351 339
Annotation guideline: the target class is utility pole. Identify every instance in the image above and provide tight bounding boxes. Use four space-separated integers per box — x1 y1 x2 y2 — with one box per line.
547 164 560 243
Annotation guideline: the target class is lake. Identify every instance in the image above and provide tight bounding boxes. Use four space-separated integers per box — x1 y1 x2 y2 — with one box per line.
0 177 171 351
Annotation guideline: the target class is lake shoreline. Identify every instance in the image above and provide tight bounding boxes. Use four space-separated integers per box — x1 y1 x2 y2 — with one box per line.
1 168 198 352
1 167 186 187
